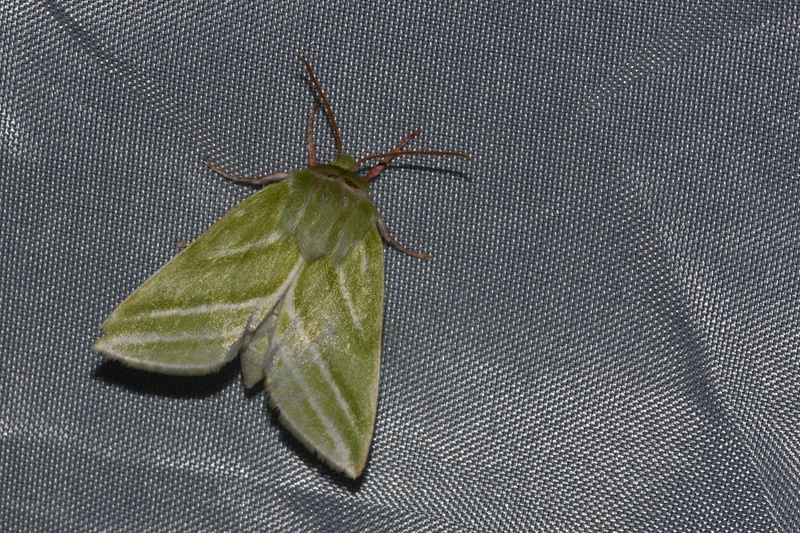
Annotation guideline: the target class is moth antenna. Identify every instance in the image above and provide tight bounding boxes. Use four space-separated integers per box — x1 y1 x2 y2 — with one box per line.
307 101 320 165
298 57 342 159
363 129 421 182
357 150 471 167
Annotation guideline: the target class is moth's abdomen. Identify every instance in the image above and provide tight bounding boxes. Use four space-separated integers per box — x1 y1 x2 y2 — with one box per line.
282 166 377 262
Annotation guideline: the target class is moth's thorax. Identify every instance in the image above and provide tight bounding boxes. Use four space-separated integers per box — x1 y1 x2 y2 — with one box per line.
281 159 378 262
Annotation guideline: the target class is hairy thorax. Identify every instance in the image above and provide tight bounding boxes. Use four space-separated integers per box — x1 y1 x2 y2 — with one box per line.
281 156 378 263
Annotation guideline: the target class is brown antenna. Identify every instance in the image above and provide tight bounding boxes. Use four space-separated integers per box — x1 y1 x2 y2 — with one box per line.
360 129 471 182
357 150 471 166
298 57 342 159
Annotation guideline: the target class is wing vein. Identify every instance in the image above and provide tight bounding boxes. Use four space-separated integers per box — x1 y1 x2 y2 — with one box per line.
205 232 282 259
99 328 243 347
133 298 275 319
277 328 351 466
335 265 362 331
284 305 360 433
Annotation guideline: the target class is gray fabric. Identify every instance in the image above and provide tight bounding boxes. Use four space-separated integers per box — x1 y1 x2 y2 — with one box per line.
2 1 798 531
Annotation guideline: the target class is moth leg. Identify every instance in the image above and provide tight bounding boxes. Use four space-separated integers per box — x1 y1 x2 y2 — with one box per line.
375 212 432 259
203 159 291 185
363 128 421 182
307 101 320 166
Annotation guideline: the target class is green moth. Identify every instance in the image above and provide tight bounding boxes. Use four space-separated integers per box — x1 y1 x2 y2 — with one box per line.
94 58 468 478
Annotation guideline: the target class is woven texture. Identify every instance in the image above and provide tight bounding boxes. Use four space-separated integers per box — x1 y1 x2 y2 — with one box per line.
2 1 799 531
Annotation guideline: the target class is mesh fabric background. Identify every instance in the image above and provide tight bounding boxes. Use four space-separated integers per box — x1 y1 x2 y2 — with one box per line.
2 1 799 531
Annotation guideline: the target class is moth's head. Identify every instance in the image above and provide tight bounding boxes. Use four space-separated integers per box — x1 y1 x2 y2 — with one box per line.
327 153 369 192
330 153 358 173
307 158 370 194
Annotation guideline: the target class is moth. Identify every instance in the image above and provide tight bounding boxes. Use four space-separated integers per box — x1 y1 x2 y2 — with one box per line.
94 58 469 478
